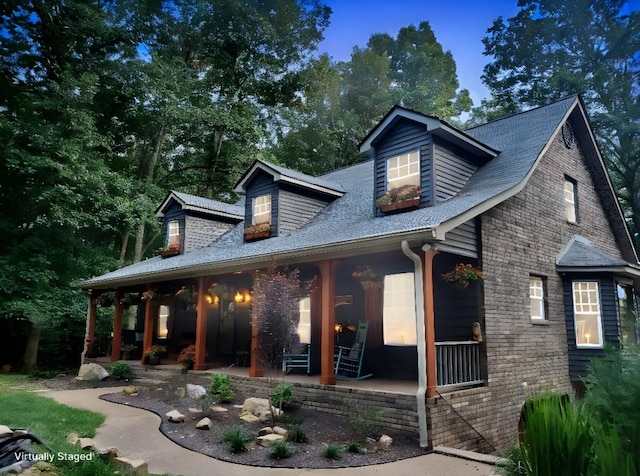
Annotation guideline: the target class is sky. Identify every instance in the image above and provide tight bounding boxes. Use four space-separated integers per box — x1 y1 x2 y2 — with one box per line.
316 0 522 106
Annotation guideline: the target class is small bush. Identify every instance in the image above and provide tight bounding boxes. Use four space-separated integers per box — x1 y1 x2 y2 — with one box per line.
109 361 131 379
349 407 384 437
347 442 362 453
270 440 294 459
322 443 344 460
288 424 308 443
221 425 253 453
279 414 303 425
269 383 293 408
210 373 234 403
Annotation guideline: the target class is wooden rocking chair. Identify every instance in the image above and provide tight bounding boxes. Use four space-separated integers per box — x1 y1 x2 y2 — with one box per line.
334 322 372 380
282 343 311 375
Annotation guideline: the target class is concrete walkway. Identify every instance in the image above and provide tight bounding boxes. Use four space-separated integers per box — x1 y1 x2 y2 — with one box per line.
44 387 498 476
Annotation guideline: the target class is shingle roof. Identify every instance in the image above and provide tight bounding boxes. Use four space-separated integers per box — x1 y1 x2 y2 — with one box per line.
155 191 244 220
83 96 611 289
557 235 629 268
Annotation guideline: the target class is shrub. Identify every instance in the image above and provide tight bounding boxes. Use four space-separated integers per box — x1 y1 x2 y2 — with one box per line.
269 383 293 409
347 442 362 453
288 424 308 443
209 374 234 403
109 361 131 379
322 443 344 460
349 407 384 437
279 414 303 425
270 440 294 459
221 425 253 453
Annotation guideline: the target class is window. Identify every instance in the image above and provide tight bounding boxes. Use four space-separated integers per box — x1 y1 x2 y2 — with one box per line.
618 283 640 346
252 195 271 225
297 297 311 344
572 281 603 348
383 272 416 345
530 276 547 320
167 220 180 245
387 150 420 190
564 177 577 223
158 305 169 339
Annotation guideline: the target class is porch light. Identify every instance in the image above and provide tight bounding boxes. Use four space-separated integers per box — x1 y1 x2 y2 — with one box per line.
334 323 343 334
234 291 243 303
205 294 213 304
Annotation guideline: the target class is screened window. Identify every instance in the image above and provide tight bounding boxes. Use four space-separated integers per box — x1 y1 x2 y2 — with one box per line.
564 178 577 223
530 276 546 320
387 151 420 190
383 272 416 345
168 220 180 246
297 297 311 344
252 195 271 225
573 281 603 347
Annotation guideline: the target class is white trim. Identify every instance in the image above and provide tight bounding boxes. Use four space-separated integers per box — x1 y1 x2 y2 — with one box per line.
572 281 604 348
530 276 546 320
252 195 271 225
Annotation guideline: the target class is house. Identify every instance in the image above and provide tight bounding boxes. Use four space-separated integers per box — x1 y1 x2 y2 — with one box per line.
81 95 640 452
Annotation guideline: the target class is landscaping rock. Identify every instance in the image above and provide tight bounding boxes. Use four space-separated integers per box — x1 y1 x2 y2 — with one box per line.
65 432 79 445
188 407 203 414
166 410 185 423
258 427 274 436
186 384 207 400
239 413 260 423
122 386 139 396
241 397 282 422
195 417 211 430
272 426 288 437
97 447 119 461
77 438 96 451
209 405 228 413
0 424 13 437
257 433 285 447
378 434 393 451
113 457 148 475
76 363 109 381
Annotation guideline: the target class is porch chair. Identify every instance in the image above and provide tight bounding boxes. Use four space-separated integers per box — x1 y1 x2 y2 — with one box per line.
334 321 372 380
282 343 311 375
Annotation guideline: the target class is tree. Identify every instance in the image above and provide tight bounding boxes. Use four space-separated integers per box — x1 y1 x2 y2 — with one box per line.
479 0 640 246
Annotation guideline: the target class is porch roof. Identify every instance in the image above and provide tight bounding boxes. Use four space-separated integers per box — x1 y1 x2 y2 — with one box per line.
556 235 640 277
82 97 597 289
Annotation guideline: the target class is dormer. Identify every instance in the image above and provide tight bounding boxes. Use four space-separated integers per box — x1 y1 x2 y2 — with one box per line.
359 106 499 216
234 160 345 241
155 191 244 254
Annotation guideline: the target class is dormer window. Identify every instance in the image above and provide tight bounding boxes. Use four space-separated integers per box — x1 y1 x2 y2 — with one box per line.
252 194 271 224
167 220 180 245
387 151 420 190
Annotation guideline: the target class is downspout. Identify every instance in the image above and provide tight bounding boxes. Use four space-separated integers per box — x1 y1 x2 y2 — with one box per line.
401 240 428 448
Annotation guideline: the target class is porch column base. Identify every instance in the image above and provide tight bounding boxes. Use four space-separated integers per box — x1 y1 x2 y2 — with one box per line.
249 368 264 378
319 375 336 385
193 363 209 371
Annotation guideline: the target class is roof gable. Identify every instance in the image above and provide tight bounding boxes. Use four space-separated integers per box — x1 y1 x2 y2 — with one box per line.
155 191 244 221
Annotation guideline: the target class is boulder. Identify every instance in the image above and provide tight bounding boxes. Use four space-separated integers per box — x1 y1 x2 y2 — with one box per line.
209 405 228 413
241 397 282 422
272 426 288 437
196 417 211 430
188 408 203 414
239 414 260 423
186 384 207 400
378 434 393 451
165 410 185 423
122 386 139 396
77 438 96 451
257 433 285 447
65 432 79 445
258 427 274 436
0 425 13 437
113 457 148 476
76 363 109 381
97 447 119 461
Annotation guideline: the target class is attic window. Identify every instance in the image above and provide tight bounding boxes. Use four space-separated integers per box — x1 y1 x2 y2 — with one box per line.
167 220 180 245
252 195 271 225
564 177 578 223
387 151 420 190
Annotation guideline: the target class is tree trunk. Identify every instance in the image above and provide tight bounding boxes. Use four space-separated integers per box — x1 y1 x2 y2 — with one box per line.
21 324 41 374
119 231 129 264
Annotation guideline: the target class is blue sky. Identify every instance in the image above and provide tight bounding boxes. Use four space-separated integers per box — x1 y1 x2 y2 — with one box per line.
317 0 521 106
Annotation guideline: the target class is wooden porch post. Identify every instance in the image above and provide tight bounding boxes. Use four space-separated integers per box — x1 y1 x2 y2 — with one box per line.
194 276 209 370
82 291 97 363
249 270 263 377
141 286 155 363
424 247 439 398
110 290 124 362
318 259 336 385
361 281 383 347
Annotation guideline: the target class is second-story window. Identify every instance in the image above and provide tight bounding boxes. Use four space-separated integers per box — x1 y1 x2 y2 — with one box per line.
253 194 271 225
564 177 578 223
387 150 420 190
167 220 180 245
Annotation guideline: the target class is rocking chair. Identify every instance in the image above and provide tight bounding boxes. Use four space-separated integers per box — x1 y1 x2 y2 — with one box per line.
334 322 372 380
282 343 311 375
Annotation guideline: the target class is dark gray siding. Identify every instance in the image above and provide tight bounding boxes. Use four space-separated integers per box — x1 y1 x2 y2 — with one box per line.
374 120 432 216
184 215 234 252
562 273 620 380
442 220 478 256
433 138 478 202
278 186 329 234
244 172 278 236
162 203 185 251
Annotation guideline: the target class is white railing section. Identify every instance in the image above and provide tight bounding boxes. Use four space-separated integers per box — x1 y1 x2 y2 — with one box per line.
435 341 483 387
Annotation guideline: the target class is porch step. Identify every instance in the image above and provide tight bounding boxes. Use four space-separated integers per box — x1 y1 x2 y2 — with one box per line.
433 446 501 465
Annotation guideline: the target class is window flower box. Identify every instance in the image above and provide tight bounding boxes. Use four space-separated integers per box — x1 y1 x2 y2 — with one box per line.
376 185 422 214
158 242 180 258
244 223 271 241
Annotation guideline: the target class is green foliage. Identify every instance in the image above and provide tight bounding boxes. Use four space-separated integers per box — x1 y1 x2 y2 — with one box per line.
269 384 293 408
288 424 308 443
349 407 384 438
322 443 345 460
279 414 303 425
221 425 253 453
270 440 294 459
209 373 234 403
109 361 131 379
347 442 362 453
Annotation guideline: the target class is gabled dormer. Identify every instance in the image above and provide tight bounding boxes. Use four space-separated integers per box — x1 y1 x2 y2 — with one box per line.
234 160 345 241
155 191 244 254
359 106 499 216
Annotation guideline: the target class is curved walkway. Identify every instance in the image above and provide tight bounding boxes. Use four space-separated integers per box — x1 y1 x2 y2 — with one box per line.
44 388 497 476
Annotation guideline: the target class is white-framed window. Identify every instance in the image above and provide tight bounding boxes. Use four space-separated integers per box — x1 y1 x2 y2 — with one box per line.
530 276 546 320
168 220 180 245
572 281 603 348
383 272 417 345
252 194 271 225
158 305 169 339
297 297 311 344
564 177 577 223
387 150 420 190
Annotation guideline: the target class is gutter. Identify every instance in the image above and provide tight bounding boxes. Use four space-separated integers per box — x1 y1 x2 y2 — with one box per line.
401 240 428 448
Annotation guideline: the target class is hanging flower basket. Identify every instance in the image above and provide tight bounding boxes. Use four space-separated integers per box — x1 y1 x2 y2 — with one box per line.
244 223 271 241
141 290 162 302
352 266 383 289
158 242 180 258
376 185 422 214
441 263 483 289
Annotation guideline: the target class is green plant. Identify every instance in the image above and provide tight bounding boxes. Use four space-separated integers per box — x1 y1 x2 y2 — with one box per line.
347 442 362 453
109 361 131 379
375 184 421 207
209 373 234 402
441 263 483 286
270 440 294 459
221 425 253 453
200 393 216 413
288 424 308 443
269 383 293 408
496 446 528 476
349 407 384 438
178 345 196 370
322 443 345 460
351 266 382 282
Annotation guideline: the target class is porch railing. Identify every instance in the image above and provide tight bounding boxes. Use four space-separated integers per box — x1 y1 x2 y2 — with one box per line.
435 340 483 387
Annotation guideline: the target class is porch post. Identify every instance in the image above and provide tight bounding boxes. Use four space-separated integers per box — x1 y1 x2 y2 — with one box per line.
249 270 263 377
423 246 439 398
318 259 336 386
81 291 97 363
141 286 155 363
194 276 209 370
110 290 124 362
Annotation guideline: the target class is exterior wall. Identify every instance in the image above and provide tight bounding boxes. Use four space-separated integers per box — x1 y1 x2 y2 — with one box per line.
278 186 330 235
244 172 279 235
441 220 478 256
183 215 234 252
434 116 624 453
433 138 478 203
162 203 185 251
